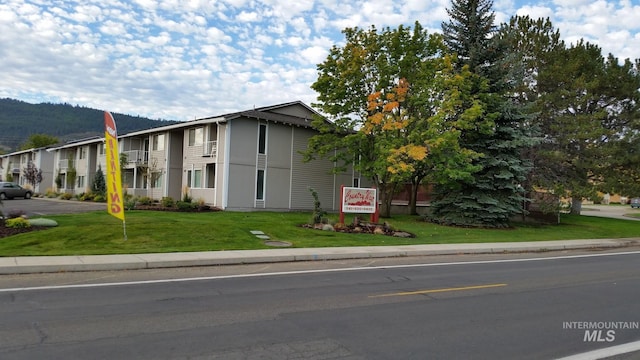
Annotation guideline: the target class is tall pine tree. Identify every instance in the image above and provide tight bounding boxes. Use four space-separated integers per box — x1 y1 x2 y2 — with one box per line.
430 0 535 227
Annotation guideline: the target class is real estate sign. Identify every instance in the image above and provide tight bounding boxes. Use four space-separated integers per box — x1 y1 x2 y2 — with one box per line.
341 186 377 213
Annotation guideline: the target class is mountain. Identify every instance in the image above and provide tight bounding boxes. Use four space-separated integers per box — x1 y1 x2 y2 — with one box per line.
0 98 178 152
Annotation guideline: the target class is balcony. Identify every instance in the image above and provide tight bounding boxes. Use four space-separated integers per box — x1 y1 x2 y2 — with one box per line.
123 150 149 164
204 141 217 157
58 159 75 170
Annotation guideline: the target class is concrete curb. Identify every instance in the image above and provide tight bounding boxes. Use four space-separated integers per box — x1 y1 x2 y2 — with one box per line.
0 238 638 275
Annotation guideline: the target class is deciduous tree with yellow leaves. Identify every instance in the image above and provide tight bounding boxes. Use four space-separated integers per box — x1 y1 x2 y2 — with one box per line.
305 22 480 217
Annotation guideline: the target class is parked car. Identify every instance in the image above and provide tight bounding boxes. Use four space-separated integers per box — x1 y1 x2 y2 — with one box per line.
0 182 32 200
630 198 640 208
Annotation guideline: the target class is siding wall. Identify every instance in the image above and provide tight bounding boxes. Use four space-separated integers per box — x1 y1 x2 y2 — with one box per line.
290 127 336 210
215 123 227 208
264 124 292 209
167 130 183 200
226 118 259 209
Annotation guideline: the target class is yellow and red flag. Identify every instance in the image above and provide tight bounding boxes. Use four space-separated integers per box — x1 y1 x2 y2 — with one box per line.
104 111 125 221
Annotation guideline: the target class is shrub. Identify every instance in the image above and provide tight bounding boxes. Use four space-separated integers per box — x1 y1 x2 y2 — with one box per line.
124 195 137 210
93 194 106 202
182 188 192 203
60 193 73 200
308 187 327 224
6 217 31 228
162 197 175 207
79 192 95 201
176 201 196 211
137 196 153 205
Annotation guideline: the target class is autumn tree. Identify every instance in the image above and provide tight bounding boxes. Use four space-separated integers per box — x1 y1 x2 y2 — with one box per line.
306 23 478 218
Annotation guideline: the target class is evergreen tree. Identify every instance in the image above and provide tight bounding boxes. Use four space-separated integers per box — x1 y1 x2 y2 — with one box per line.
431 0 535 227
442 0 496 72
92 165 106 196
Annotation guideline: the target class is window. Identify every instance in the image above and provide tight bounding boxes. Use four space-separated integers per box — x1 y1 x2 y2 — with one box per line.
152 172 163 188
258 124 267 154
193 169 201 188
206 164 216 188
99 143 105 155
256 169 265 200
188 128 203 146
353 178 360 187
187 169 202 188
152 134 165 151
77 175 85 188
78 147 86 160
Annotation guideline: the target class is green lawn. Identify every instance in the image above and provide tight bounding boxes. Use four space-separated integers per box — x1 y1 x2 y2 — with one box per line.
1 210 639 256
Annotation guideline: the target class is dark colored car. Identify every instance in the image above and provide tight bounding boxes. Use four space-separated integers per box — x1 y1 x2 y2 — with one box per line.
0 182 33 200
630 197 640 208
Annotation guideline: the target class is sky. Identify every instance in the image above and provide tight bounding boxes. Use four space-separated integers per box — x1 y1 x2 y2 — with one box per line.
1 0 639 122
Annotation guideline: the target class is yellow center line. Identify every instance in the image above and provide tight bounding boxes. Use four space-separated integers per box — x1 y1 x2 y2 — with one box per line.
369 283 508 298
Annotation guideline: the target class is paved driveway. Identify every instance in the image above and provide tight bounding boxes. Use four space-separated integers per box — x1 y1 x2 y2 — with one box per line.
580 204 640 221
1 197 106 217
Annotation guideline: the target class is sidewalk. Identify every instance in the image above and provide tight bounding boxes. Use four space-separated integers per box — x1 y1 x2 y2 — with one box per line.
1 238 638 275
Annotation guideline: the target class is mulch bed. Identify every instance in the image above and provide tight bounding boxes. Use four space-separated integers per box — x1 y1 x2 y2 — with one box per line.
302 220 415 238
0 220 45 238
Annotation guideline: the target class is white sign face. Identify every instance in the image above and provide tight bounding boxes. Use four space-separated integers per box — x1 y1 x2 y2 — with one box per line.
342 187 377 213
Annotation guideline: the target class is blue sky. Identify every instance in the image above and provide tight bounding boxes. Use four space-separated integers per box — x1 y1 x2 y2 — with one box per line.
0 0 639 121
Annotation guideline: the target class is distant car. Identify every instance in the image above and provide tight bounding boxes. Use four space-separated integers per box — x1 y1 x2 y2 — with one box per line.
0 182 32 200
630 198 640 208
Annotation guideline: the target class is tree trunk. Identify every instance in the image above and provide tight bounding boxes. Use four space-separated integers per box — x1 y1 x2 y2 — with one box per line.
570 197 582 215
379 188 392 218
409 181 418 215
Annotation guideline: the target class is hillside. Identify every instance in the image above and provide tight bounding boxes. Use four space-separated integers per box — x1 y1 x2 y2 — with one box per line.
0 98 178 152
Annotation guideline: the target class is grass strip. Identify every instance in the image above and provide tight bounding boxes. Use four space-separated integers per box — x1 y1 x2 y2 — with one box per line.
0 210 639 256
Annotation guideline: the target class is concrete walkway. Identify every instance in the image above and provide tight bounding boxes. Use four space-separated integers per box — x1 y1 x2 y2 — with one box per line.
1 238 638 275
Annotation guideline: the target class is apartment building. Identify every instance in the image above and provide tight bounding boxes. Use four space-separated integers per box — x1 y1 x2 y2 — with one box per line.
41 101 361 211
0 147 55 193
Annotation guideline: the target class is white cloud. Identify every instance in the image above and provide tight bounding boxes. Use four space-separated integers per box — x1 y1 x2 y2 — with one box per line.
236 10 260 22
0 0 637 123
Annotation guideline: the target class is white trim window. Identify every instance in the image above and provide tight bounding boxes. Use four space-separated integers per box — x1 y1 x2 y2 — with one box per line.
187 169 202 188
258 123 267 154
152 134 165 151
256 169 265 200
188 128 204 146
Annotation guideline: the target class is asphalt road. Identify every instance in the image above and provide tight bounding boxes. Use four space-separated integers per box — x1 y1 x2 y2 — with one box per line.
0 198 105 217
1 251 638 360
3 198 640 220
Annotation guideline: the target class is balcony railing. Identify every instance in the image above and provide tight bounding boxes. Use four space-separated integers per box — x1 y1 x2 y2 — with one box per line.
58 159 75 170
204 141 217 157
123 150 149 164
